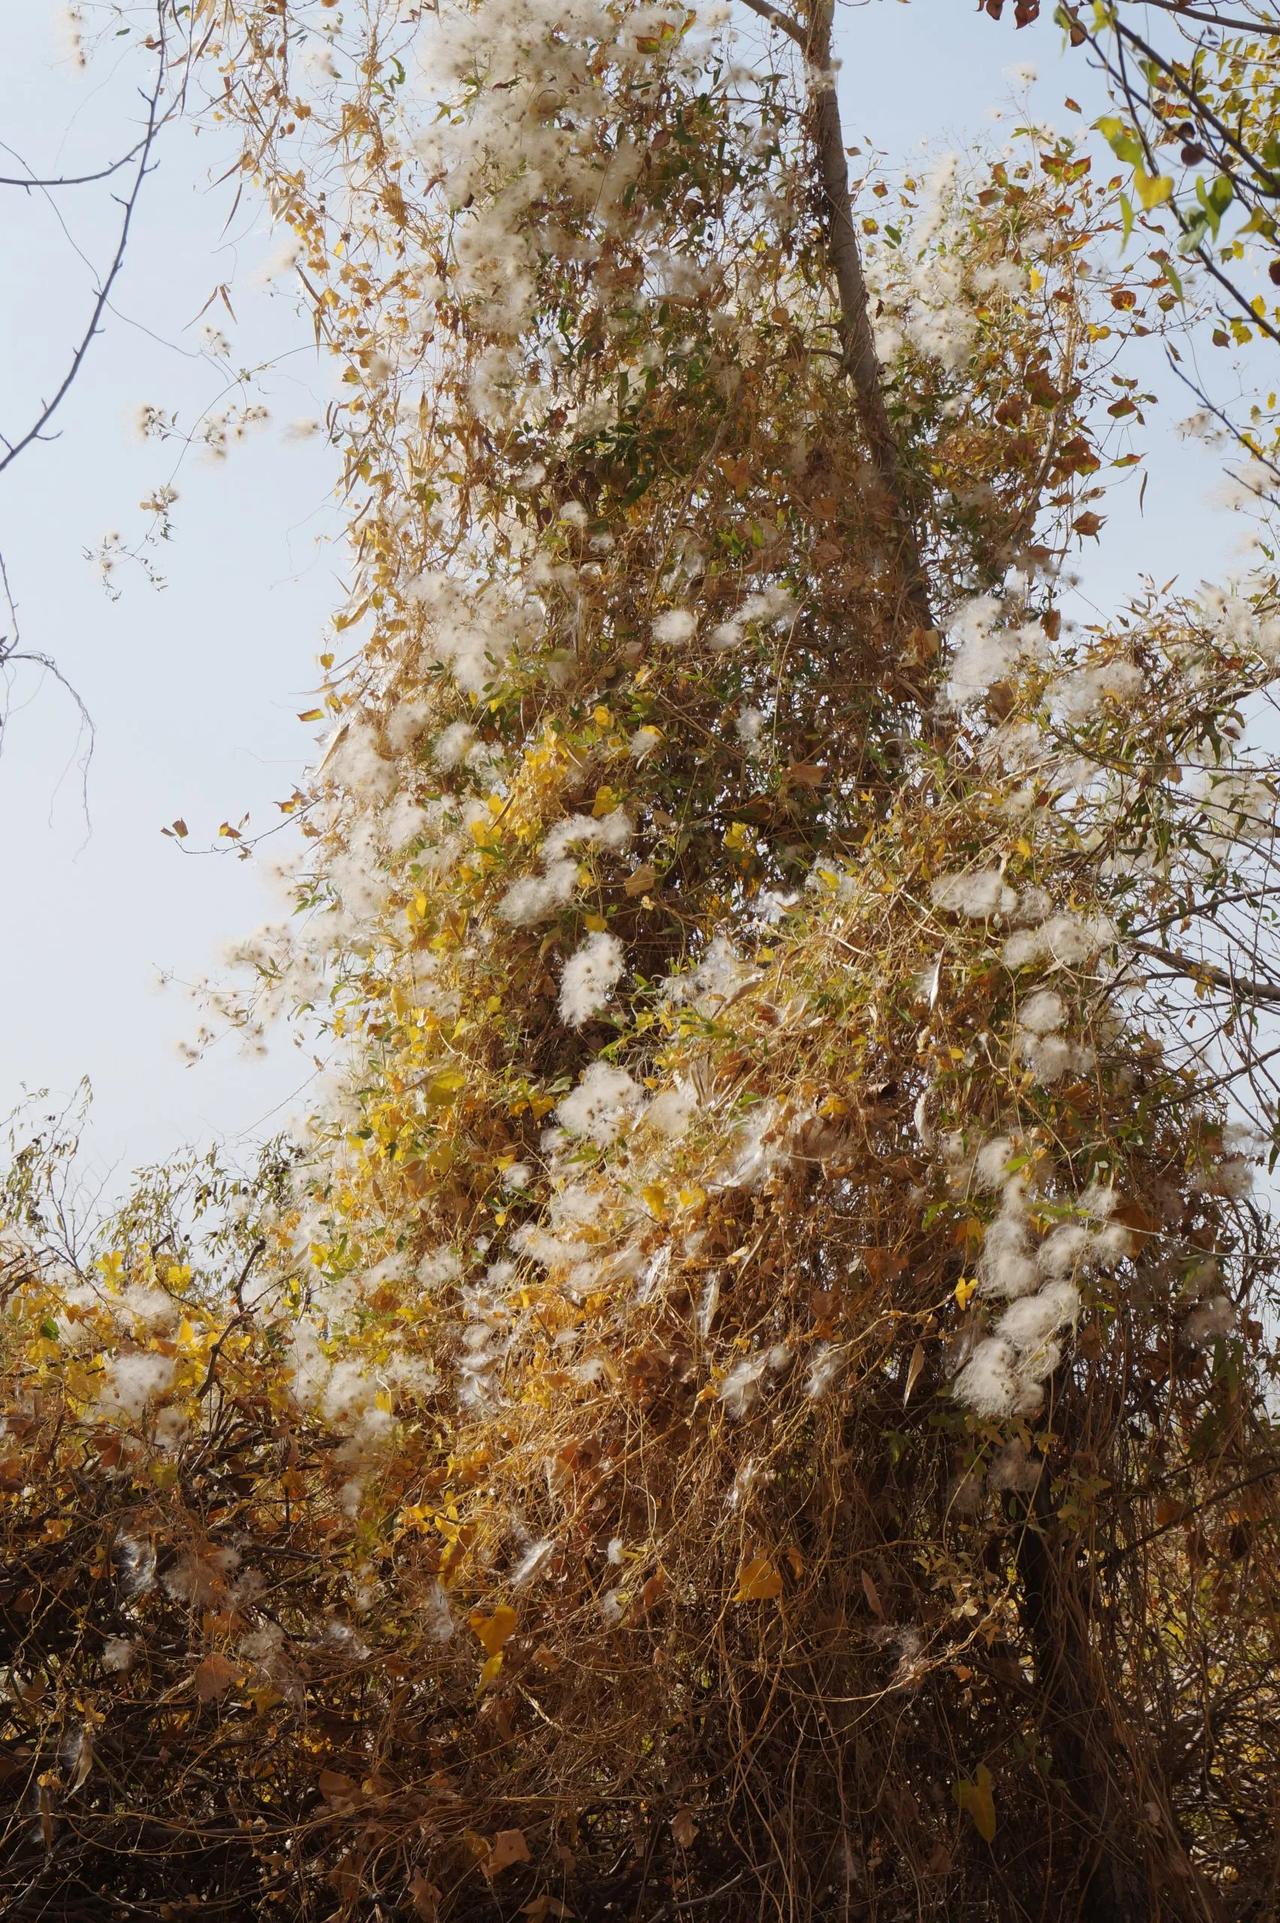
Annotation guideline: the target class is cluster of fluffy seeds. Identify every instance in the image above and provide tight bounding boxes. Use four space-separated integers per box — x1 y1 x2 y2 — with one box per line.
499 812 633 927
708 585 796 651
96 1352 176 1421
652 608 697 644
953 1169 1129 1418
931 868 1017 919
943 594 1045 706
556 1061 645 1147
1056 656 1143 722
1003 909 1113 970
558 931 626 1026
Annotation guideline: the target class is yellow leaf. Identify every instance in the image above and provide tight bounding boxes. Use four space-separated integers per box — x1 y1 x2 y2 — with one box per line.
469 1604 518 1657
1133 166 1173 211
957 1763 997 1843
477 1652 504 1691
640 1182 670 1221
733 1556 783 1602
955 1277 978 1310
422 1067 467 1105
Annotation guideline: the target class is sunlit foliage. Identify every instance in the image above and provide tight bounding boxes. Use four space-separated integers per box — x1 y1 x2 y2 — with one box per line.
4 5 1280 1920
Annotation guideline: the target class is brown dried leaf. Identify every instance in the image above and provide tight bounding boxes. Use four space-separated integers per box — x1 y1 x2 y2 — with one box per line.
193 1653 237 1703
487 1827 532 1876
409 1872 441 1919
639 1567 668 1613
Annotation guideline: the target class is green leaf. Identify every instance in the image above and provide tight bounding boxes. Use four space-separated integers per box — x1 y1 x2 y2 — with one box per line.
1158 252 1185 299
1095 116 1143 167
956 1763 997 1844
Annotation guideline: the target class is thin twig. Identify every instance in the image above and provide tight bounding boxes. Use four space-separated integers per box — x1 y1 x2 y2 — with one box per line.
0 136 151 191
0 13 169 477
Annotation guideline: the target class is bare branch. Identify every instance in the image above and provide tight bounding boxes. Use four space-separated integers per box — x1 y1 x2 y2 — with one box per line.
0 15 169 478
0 137 151 192
1132 937 1280 1006
738 0 806 45
1125 0 1280 38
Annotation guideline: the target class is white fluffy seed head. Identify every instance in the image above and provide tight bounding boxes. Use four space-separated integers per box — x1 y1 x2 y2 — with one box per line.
978 1214 1039 1298
653 609 696 645
953 1337 1019 1418
931 868 1017 920
1019 989 1065 1035
557 930 625 1027
997 1280 1079 1352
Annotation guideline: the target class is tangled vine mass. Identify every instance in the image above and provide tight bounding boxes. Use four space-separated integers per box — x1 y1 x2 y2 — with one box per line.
5 3 1280 1920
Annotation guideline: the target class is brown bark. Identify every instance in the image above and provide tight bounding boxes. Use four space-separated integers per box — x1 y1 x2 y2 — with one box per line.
803 2 934 637
1016 1452 1223 1923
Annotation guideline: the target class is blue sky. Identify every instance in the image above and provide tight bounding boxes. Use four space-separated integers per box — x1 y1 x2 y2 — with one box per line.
0 1 1248 1198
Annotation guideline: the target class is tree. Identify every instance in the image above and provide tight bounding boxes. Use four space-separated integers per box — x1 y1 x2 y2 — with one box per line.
3 3 1280 1919
987 0 1280 492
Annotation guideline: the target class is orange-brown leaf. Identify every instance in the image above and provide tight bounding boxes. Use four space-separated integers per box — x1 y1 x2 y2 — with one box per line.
733 1557 783 1603
487 1828 532 1876
193 1654 237 1703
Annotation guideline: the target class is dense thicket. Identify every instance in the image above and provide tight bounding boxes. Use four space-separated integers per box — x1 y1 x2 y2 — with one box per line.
4 5 1280 1920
